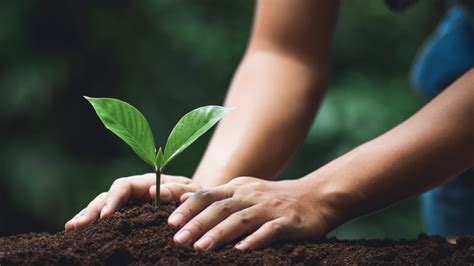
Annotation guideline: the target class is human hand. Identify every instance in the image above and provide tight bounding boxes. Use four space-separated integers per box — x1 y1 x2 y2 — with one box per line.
168 176 333 251
65 173 201 231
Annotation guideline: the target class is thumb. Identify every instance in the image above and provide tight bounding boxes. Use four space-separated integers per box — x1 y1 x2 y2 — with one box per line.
149 185 173 202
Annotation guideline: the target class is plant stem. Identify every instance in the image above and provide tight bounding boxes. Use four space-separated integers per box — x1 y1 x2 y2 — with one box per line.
154 170 161 209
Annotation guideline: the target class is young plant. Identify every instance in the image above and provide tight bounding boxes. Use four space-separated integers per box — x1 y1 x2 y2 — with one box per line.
84 96 232 208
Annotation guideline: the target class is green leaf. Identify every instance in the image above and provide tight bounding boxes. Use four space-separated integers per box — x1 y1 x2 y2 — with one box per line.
162 105 232 169
156 147 165 170
84 96 157 170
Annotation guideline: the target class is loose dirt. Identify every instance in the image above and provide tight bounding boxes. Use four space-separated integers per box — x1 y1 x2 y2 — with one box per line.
1 202 473 265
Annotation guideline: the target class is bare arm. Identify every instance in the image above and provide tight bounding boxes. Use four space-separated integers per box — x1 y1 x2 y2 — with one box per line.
64 0 339 230
194 0 339 187
168 69 474 251
304 69 474 229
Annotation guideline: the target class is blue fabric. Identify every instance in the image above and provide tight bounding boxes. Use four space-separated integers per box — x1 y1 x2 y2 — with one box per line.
411 5 474 237
412 6 474 100
422 170 474 236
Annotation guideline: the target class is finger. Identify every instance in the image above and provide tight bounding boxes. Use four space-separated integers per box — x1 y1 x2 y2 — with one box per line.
149 185 185 202
101 174 156 218
180 192 194 202
193 205 267 251
160 174 193 185
65 208 87 231
173 197 253 247
100 178 132 218
148 184 179 201
149 185 157 200
164 182 200 202
168 185 234 228
234 217 288 250
65 192 108 231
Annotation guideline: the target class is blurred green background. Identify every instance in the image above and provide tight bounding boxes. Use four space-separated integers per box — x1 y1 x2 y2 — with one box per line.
0 1 446 239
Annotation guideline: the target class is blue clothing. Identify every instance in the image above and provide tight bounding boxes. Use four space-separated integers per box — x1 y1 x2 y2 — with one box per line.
412 6 474 100
421 170 474 236
411 5 474 237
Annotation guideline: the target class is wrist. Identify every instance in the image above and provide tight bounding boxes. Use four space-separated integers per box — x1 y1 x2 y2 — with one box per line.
284 177 343 233
297 150 372 231
316 176 366 231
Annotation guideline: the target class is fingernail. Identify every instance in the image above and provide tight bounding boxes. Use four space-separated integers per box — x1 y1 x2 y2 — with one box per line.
174 230 191 245
235 241 249 250
195 236 213 251
168 213 184 227
160 187 171 200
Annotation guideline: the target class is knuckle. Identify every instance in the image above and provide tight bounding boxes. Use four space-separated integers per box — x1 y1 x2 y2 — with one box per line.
235 183 263 197
248 191 264 198
193 189 213 201
194 189 207 196
209 199 223 208
266 221 285 233
214 228 225 237
269 198 284 208
287 213 302 226
234 184 251 195
233 188 245 196
176 186 186 194
211 200 232 215
181 178 192 184
234 210 252 224
112 177 128 187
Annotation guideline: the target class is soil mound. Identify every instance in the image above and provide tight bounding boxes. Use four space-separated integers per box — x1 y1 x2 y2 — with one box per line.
1 202 473 265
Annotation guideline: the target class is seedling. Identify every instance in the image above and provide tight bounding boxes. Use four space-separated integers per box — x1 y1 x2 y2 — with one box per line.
84 96 232 208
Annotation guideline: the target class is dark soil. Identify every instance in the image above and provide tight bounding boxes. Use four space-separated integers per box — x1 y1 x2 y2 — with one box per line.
1 202 474 265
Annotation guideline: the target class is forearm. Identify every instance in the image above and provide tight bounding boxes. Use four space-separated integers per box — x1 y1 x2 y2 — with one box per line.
300 69 474 229
192 0 338 187
193 51 327 187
